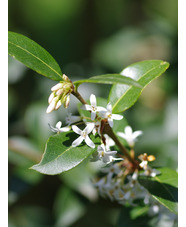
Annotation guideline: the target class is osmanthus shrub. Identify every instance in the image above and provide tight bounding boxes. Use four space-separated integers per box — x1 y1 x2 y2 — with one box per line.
8 31 178 224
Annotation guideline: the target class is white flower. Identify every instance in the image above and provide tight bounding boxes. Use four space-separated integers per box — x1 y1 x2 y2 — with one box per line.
99 103 123 128
117 125 143 147
72 123 95 148
81 94 106 120
91 144 120 164
48 121 71 133
66 112 81 126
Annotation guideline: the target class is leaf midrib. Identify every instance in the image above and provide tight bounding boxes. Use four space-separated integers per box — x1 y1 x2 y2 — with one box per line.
8 40 62 78
38 138 73 168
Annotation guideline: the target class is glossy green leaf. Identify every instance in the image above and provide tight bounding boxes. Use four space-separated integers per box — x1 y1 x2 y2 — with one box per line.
139 167 178 214
31 131 100 175
8 31 63 81
108 60 169 113
74 74 142 88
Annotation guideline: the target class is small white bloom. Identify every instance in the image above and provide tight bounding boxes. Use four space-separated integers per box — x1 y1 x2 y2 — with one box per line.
49 121 71 133
99 103 123 128
81 94 106 120
91 144 119 164
117 125 143 147
72 123 95 148
66 112 81 126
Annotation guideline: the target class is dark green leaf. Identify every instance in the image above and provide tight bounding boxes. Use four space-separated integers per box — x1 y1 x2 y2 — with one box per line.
74 74 142 88
139 167 178 214
108 60 169 113
8 31 63 81
31 131 100 175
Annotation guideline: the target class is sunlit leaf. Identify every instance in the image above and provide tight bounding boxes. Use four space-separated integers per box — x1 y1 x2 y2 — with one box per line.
8 31 63 81
31 131 101 175
108 60 169 113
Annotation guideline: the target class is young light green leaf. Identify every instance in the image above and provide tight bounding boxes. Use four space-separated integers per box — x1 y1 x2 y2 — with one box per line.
74 74 142 88
139 167 178 214
31 131 100 175
108 60 169 113
8 31 63 81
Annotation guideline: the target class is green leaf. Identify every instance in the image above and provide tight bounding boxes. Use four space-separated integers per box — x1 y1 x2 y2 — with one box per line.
139 167 178 214
8 31 63 81
31 131 100 175
74 74 142 88
108 60 169 113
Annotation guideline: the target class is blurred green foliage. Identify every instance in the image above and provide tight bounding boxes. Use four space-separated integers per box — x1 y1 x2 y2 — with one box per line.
8 0 177 226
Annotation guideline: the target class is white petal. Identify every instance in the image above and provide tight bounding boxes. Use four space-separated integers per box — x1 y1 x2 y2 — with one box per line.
99 110 107 118
72 125 82 135
48 124 58 132
107 103 112 113
85 123 95 134
56 121 62 129
72 136 84 147
51 83 63 91
105 150 117 155
90 94 97 107
85 136 95 148
81 104 92 111
112 114 123 120
96 106 107 112
102 155 112 163
59 126 71 132
91 111 96 121
108 118 113 128
132 130 143 139
117 132 127 140
125 126 133 135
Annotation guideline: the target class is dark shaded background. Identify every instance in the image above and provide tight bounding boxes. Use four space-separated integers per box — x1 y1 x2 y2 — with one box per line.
8 0 177 226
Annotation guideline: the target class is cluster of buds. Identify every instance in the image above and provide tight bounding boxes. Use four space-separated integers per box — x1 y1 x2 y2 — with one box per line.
46 74 74 113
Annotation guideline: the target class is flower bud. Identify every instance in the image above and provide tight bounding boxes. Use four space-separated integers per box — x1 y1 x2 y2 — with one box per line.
64 95 70 108
51 82 63 91
55 100 62 110
48 92 55 104
56 88 64 96
63 74 70 81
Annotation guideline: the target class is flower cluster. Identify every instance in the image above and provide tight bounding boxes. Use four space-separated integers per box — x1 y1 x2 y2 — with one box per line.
46 74 74 113
94 166 147 205
47 92 161 209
